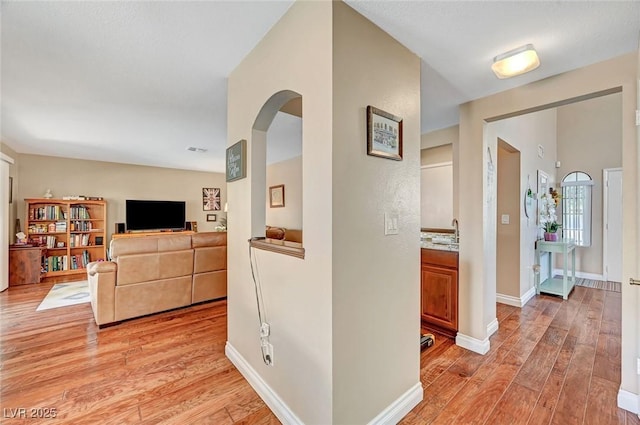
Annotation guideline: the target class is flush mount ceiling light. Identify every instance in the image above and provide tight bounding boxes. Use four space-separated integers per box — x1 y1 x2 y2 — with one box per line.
491 44 540 79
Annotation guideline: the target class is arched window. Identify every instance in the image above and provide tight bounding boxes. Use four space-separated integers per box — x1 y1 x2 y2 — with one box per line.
561 171 594 246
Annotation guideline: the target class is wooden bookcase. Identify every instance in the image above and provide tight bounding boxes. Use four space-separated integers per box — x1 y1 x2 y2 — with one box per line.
25 198 107 281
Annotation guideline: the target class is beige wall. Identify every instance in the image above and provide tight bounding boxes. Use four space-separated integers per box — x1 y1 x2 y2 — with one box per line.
15 154 226 241
556 93 622 275
496 141 521 298
488 109 558 302
227 1 334 423
420 143 452 166
421 125 459 216
228 1 420 423
421 125 458 149
460 52 637 397
332 2 421 423
266 156 302 230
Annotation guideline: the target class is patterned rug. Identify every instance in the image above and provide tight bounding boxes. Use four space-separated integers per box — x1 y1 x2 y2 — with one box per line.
574 277 621 293
36 280 91 311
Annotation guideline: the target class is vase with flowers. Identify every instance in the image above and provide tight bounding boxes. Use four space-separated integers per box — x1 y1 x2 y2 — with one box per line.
540 187 561 241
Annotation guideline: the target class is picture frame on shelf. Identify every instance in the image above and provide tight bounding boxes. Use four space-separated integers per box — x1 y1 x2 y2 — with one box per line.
202 188 220 211
269 184 285 208
206 214 217 222
366 105 403 161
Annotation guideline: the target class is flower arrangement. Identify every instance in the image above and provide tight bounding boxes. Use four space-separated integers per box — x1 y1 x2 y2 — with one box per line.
540 187 561 235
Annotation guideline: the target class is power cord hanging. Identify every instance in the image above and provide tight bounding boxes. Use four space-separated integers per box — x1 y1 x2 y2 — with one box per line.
248 238 273 366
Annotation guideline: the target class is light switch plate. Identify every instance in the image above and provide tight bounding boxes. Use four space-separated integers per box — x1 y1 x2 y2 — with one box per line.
501 214 510 224
384 212 399 235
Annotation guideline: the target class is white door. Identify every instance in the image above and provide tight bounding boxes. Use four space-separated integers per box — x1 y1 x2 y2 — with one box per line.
603 168 623 282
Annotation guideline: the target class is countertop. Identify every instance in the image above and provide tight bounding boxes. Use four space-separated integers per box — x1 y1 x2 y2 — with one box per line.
420 231 459 252
420 241 459 252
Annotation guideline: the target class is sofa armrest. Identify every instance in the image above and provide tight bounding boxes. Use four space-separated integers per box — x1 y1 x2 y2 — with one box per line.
87 261 117 326
88 261 117 276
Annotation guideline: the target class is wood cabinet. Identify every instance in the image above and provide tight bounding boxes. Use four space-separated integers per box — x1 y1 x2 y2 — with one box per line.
25 198 107 281
421 248 458 338
9 245 45 285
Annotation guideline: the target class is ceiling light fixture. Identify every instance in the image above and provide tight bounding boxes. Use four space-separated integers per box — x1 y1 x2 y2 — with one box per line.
491 44 540 79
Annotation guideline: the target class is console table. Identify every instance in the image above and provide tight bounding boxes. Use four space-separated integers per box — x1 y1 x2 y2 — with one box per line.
535 240 576 300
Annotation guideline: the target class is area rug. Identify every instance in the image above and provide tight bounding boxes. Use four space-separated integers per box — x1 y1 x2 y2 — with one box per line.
574 277 621 293
36 280 91 311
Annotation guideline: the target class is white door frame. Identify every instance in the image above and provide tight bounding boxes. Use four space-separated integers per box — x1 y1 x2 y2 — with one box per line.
1 152 15 292
603 167 622 282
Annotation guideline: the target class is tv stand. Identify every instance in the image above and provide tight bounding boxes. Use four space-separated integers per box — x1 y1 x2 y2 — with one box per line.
112 230 195 239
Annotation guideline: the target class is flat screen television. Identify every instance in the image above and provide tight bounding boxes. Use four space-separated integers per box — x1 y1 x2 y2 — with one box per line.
126 200 186 231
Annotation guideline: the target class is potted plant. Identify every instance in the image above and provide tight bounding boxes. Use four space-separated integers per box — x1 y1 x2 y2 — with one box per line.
540 188 561 241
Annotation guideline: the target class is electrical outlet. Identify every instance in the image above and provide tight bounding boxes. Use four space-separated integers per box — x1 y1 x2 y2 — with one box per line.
263 342 274 366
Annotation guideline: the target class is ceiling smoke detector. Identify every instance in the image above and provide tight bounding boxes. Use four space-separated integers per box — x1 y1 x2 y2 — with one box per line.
186 147 208 153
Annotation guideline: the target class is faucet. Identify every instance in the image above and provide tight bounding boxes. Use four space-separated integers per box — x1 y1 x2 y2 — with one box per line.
451 218 459 243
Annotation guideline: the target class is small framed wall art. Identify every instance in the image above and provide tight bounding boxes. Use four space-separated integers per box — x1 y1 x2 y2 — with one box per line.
203 188 221 211
226 139 247 182
366 105 403 161
206 214 217 222
269 184 285 208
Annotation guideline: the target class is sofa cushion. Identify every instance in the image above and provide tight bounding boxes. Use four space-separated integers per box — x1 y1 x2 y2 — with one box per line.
114 276 192 321
192 270 227 303
194 246 226 274
116 250 194 286
192 232 226 248
110 234 192 258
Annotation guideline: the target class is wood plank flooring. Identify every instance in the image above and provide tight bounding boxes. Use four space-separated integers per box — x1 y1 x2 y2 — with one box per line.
0 283 279 424
0 283 635 424
404 285 637 425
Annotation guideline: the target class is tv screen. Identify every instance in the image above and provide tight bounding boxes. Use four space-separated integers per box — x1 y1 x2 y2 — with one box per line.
126 200 186 231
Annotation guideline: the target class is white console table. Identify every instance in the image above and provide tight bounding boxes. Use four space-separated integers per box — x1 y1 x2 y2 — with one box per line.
535 240 576 300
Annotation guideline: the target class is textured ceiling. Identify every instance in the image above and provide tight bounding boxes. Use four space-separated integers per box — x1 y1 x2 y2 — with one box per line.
2 1 639 172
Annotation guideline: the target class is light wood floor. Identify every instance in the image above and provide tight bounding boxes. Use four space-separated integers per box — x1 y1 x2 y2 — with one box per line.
0 283 635 424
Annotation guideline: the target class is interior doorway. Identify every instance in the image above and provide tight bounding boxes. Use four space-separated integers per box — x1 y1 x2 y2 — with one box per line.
496 139 521 304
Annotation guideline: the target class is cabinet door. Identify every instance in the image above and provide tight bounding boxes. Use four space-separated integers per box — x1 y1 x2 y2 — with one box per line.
421 264 458 333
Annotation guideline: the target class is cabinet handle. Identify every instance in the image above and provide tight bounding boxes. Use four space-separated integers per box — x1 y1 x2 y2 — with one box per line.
630 278 640 286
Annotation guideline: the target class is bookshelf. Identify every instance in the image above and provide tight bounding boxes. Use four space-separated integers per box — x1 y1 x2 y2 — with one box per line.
25 198 107 281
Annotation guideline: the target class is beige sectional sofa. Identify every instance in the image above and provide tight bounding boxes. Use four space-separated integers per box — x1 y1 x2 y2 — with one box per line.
87 232 226 326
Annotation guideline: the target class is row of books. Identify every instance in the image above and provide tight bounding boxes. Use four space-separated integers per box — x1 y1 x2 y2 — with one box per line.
28 221 67 234
69 233 91 247
62 196 103 201
70 220 93 231
43 251 91 272
69 206 91 220
30 206 66 220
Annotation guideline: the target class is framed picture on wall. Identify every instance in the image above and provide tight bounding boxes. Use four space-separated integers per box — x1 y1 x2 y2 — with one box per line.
269 184 285 208
537 170 549 225
203 188 221 211
366 105 403 161
206 214 217 222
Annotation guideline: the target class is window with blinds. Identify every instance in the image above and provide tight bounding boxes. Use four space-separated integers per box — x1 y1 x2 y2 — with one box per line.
561 171 594 247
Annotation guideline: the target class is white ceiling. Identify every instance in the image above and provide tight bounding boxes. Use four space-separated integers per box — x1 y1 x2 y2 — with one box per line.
2 1 639 172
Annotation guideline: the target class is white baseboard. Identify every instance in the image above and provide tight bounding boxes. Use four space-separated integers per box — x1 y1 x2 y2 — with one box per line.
618 388 638 414
227 341 423 424
225 342 303 425
367 382 423 425
487 318 499 337
456 332 490 355
496 287 536 308
553 268 604 281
